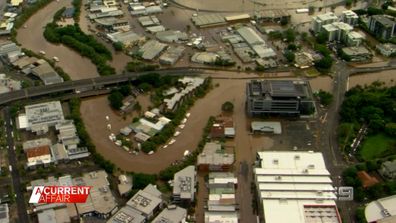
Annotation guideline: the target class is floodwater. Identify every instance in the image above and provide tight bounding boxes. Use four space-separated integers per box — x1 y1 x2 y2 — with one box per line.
16 0 99 80
349 70 396 89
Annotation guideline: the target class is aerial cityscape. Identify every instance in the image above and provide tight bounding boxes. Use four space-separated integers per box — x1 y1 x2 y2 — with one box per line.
0 0 395 222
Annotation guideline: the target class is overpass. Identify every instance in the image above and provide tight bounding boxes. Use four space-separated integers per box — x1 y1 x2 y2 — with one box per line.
0 68 202 106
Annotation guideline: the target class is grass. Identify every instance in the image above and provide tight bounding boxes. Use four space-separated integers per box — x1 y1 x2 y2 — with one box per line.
360 133 396 161
305 67 321 77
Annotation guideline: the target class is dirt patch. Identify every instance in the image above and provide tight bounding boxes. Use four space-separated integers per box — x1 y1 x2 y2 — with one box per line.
16 0 99 80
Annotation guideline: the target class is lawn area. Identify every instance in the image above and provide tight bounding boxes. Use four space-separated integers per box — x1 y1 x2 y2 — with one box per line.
305 67 321 77
359 134 396 161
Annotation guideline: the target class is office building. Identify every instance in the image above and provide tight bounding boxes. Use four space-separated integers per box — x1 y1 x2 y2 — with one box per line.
254 151 341 223
368 15 396 40
246 80 314 117
18 101 65 135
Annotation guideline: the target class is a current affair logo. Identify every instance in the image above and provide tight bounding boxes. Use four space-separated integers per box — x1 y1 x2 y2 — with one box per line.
29 186 91 203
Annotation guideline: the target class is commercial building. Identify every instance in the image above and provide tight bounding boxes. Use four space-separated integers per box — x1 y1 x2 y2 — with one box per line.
365 195 396 223
74 171 118 218
236 27 276 59
26 145 52 168
341 46 372 62
379 160 396 179
341 10 359 26
172 165 196 204
138 16 160 27
152 205 187 223
146 25 166 33
95 18 130 31
255 9 290 22
159 46 185 65
322 22 355 43
246 80 314 117
254 151 341 223
312 12 339 33
376 43 396 57
18 101 65 135
0 41 21 58
138 40 167 60
368 15 396 40
191 52 218 64
197 142 234 171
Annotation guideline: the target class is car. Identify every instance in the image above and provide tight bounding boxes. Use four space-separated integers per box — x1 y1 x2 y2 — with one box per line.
53 56 59 62
39 50 46 55
192 13 198 17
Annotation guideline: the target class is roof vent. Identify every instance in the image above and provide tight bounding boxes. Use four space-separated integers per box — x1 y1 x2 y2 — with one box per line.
308 164 315 169
294 155 300 160
302 169 309 173
273 159 279 164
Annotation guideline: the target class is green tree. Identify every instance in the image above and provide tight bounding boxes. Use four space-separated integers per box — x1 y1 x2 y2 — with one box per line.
316 90 333 106
314 56 333 70
112 41 123 51
385 123 396 136
132 173 157 190
283 28 296 42
108 91 124 110
284 51 295 62
221 101 234 113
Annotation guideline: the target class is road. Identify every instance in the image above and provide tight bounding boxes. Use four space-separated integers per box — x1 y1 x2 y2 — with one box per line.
3 107 29 223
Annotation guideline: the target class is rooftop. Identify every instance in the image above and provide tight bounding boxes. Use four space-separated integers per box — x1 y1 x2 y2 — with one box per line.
314 12 338 22
26 145 51 158
173 166 196 201
107 206 145 223
371 15 396 27
237 26 265 46
365 195 396 223
138 40 167 60
247 80 311 99
197 142 234 166
255 151 340 223
23 101 64 133
152 205 187 223
126 184 162 216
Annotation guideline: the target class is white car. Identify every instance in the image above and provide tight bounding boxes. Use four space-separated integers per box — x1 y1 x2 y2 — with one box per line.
174 131 180 137
186 113 191 118
53 56 59 62
39 50 46 55
168 139 176 145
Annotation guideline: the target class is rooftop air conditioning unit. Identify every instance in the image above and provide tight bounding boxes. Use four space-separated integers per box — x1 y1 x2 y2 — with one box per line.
294 155 300 160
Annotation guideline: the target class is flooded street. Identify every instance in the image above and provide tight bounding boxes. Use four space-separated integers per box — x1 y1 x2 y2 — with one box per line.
349 70 396 89
16 0 99 80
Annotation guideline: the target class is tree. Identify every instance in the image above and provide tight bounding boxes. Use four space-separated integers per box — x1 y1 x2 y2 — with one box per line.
280 17 288 26
314 56 333 70
385 123 396 136
108 91 124 110
222 101 234 113
316 90 333 106
112 41 123 51
284 51 295 62
119 85 131 96
283 28 296 42
132 173 157 190
316 31 329 44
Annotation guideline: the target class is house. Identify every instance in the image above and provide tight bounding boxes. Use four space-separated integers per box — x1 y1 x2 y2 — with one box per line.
197 142 234 171
357 171 379 188
26 145 52 168
379 160 396 179
209 116 235 139
172 166 196 205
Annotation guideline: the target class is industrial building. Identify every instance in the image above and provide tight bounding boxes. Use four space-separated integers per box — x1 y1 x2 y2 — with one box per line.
365 195 396 223
197 142 234 171
311 12 339 33
236 27 276 59
107 31 144 47
172 165 196 205
138 40 167 60
31 61 64 85
191 14 227 28
17 101 65 135
246 80 315 117
156 30 188 43
159 46 185 65
254 151 341 223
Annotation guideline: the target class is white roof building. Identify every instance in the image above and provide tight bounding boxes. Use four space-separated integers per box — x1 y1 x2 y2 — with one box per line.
365 195 396 223
125 184 163 219
152 205 187 223
19 101 65 135
254 151 341 223
173 166 196 203
312 12 339 33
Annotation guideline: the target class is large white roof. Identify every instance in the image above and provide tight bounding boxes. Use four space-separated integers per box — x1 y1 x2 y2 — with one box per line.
255 151 340 223
365 195 396 222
